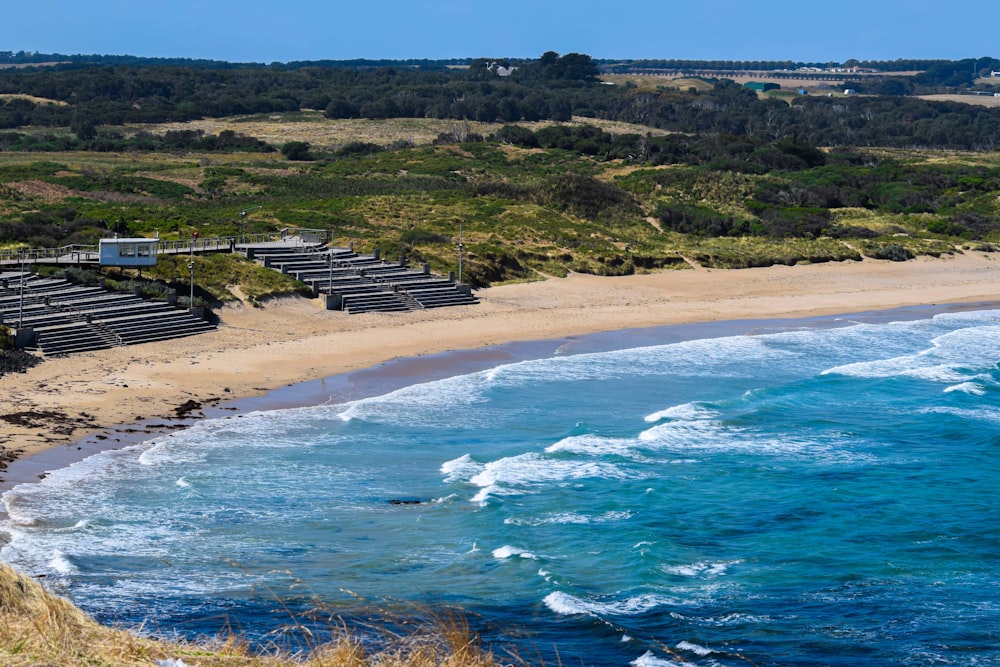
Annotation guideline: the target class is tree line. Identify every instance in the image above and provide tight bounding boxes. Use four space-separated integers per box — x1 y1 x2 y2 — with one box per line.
1 53 1000 151
6 51 994 76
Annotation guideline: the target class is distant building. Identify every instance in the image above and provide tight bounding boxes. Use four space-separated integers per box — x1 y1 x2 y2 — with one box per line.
486 62 518 77
745 81 780 92
99 238 158 268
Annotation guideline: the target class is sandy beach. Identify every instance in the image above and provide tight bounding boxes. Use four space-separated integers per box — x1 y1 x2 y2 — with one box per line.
3 251 999 485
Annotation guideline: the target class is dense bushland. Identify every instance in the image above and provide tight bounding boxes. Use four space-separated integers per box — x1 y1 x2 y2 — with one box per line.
2 129 998 287
2 53 1000 150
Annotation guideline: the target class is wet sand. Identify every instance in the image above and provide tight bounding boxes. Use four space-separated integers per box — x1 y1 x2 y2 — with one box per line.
2 252 999 490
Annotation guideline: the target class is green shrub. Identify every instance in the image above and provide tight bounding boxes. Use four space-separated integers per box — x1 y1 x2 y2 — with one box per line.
869 243 915 261
400 229 450 245
0 325 13 351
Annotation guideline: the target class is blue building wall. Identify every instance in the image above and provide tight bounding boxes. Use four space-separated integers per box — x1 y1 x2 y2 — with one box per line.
99 239 159 267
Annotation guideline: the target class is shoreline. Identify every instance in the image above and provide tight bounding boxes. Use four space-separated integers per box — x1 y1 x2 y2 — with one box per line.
2 252 1000 492
1 305 959 494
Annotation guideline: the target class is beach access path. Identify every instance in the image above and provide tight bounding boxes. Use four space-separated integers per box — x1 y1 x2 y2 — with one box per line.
2 251 999 480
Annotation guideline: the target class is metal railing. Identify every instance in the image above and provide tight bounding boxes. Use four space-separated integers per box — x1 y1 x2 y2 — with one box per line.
0 227 331 265
0 244 99 264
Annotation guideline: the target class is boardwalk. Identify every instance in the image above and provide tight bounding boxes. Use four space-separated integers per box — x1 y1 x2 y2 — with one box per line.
0 230 321 268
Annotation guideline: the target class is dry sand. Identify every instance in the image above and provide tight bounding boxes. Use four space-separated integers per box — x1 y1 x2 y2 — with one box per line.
2 251 999 482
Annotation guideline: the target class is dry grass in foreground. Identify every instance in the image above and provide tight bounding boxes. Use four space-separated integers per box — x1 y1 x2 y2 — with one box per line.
0 563 498 667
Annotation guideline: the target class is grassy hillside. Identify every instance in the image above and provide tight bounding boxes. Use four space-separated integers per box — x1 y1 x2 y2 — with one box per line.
2 115 999 298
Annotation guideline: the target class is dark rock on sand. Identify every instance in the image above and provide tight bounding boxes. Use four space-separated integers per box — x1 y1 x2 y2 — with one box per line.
0 350 42 377
173 400 203 418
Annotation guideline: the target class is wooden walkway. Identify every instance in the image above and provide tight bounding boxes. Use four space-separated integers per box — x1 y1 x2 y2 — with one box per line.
0 231 321 268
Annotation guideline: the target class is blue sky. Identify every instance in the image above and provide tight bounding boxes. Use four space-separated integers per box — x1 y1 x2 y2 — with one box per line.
3 1 997 63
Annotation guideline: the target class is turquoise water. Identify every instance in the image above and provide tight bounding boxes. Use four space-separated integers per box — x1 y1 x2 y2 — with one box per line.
3 308 1000 665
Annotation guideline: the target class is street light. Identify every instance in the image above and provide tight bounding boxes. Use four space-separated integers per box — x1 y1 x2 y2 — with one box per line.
456 220 464 286
188 232 198 311
18 249 25 328
239 205 262 242
328 250 334 295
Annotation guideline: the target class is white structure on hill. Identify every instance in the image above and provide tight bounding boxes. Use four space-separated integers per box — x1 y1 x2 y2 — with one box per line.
486 61 518 77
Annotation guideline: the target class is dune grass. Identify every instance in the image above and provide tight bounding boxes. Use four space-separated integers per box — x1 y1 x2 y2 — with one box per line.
0 562 499 667
1 118 997 293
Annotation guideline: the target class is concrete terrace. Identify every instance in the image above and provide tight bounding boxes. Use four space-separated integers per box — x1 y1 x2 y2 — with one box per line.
249 243 479 314
0 271 215 356
1 232 479 355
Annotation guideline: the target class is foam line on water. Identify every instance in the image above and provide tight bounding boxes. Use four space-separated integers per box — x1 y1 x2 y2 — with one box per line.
544 591 680 617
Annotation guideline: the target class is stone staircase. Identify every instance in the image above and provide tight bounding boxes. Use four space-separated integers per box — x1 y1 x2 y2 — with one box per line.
249 244 479 314
0 272 215 356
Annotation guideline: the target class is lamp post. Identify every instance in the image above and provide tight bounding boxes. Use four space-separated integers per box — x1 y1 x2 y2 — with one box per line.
456 220 464 286
188 232 197 311
239 205 262 243
18 249 25 328
328 249 334 295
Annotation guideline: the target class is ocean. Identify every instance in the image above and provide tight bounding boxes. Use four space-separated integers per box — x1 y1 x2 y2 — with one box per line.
2 306 999 666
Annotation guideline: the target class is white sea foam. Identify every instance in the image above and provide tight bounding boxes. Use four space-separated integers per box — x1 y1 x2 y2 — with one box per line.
676 641 714 657
49 550 76 575
638 417 730 446
944 381 987 395
544 434 642 458
329 372 489 425
543 591 592 616
638 413 867 462
440 454 482 483
470 484 502 504
923 406 1000 426
493 545 538 560
663 560 740 578
823 321 1000 382
489 333 783 389
504 510 635 526
470 453 627 498
335 403 362 422
544 591 676 617
175 477 191 488
823 356 935 380
644 403 717 424
138 437 207 467
631 651 692 667
1 498 37 527
701 612 773 626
